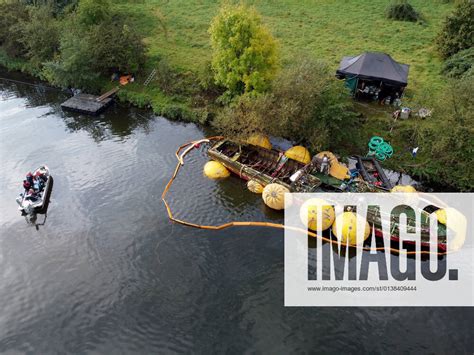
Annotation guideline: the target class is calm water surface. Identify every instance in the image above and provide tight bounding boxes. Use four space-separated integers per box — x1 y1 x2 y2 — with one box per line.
0 71 472 354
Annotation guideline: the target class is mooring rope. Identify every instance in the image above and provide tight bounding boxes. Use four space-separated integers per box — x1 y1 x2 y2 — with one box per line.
161 136 450 256
0 76 63 91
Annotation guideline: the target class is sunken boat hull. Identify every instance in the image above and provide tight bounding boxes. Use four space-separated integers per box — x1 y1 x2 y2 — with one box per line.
208 139 319 191
207 139 448 250
208 139 382 193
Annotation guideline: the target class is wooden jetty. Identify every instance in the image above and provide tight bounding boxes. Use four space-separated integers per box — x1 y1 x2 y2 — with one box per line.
61 87 119 115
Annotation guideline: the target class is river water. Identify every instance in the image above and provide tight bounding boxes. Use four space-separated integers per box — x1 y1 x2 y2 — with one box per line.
0 71 472 353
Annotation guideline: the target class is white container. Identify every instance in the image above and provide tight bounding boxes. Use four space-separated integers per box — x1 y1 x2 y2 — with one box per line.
400 107 411 119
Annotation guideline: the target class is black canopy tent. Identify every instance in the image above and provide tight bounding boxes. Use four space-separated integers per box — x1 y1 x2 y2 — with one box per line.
336 52 409 101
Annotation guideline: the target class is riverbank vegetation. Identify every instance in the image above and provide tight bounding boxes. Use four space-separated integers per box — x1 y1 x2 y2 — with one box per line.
0 0 472 190
214 57 358 153
385 0 421 23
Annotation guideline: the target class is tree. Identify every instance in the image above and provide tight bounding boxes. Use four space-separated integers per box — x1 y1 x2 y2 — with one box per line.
76 0 110 26
42 18 101 89
19 5 60 66
42 0 146 90
209 4 279 101
213 93 273 140
87 16 146 73
437 0 474 59
0 1 29 57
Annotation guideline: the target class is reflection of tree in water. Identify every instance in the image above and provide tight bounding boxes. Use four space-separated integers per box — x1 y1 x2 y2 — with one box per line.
1 71 157 142
0 70 68 108
62 104 156 142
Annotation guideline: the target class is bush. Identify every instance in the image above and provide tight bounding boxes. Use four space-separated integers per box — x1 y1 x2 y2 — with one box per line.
417 76 474 190
213 56 358 152
386 0 421 22
441 47 474 78
209 4 279 101
154 58 176 94
270 57 358 151
437 0 474 59
199 60 225 96
22 0 79 14
213 93 274 140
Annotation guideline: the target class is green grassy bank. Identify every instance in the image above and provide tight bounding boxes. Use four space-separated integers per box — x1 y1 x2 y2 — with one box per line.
116 0 452 95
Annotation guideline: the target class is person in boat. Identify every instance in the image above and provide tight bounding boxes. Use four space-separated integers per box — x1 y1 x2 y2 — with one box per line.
26 172 34 187
33 171 46 191
23 180 31 191
33 177 43 192
25 188 38 202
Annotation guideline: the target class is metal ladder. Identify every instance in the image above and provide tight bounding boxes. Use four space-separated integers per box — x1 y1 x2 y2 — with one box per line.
143 69 157 86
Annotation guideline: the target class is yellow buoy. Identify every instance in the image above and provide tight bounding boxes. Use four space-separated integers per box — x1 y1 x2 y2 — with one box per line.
434 208 448 225
284 146 311 164
203 161 230 179
247 134 272 150
391 185 417 193
262 183 289 210
329 162 350 180
300 198 335 231
391 185 418 205
332 212 370 246
247 180 264 194
434 208 467 251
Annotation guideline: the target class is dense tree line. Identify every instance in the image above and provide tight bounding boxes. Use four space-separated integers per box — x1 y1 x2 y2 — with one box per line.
0 0 146 90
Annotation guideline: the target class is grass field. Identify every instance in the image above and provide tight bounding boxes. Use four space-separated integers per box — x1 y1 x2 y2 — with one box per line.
115 0 453 97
